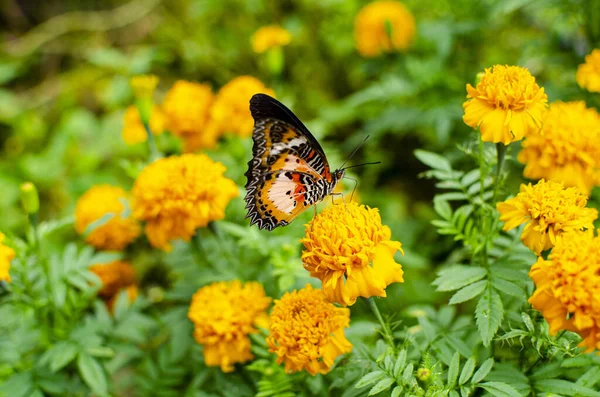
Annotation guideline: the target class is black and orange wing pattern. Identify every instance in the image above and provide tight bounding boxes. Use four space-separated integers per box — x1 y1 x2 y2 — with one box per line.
245 94 334 230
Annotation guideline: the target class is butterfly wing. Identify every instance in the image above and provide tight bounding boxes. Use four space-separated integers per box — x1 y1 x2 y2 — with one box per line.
245 94 333 230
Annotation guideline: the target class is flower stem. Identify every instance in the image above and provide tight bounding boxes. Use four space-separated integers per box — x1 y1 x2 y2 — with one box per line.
144 122 161 161
364 297 395 348
493 143 507 201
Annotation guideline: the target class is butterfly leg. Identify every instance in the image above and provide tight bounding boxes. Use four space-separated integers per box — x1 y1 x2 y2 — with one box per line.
330 192 347 210
342 176 359 202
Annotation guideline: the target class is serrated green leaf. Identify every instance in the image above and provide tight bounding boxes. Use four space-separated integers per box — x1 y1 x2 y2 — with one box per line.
472 358 494 383
448 352 460 387
477 381 521 397
369 378 395 396
434 266 487 292
394 350 407 379
491 278 526 300
534 379 600 396
391 386 403 397
449 280 487 304
459 358 476 385
476 287 503 347
77 352 108 396
414 149 452 171
355 371 387 389
577 366 600 388
434 197 453 220
50 342 79 372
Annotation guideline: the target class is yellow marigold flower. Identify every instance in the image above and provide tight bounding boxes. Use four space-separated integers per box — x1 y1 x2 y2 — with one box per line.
517 101 600 195
75 185 140 251
188 280 271 372
354 1 416 57
90 260 136 299
301 202 404 306
130 74 159 99
462 65 547 145
0 232 15 283
251 25 292 54
576 49 600 92
496 179 597 254
132 154 239 251
210 76 275 138
162 80 217 152
122 105 166 145
529 231 600 352
267 284 352 375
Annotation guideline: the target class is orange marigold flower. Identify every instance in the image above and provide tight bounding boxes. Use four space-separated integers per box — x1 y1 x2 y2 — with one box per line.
162 80 217 152
463 65 547 145
210 76 275 138
90 260 136 299
75 185 140 251
354 1 416 57
576 49 600 93
517 101 600 195
267 284 352 375
251 25 292 53
132 154 239 251
497 180 597 254
188 280 271 372
0 232 15 283
529 231 600 352
122 105 166 145
302 202 404 306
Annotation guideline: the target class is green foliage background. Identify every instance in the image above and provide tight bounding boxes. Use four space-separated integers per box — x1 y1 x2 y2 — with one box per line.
2 0 600 396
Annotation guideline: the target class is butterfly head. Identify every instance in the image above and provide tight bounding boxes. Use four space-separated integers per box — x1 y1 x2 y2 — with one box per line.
329 169 345 192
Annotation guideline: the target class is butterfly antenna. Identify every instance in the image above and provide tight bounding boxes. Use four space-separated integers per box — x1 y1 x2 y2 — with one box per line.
339 135 371 170
341 161 381 170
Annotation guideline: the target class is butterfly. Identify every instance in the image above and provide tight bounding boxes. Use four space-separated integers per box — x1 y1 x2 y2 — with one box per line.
244 94 345 231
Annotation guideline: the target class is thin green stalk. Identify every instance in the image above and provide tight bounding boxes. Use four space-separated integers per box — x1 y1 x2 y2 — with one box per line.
493 142 507 201
364 297 395 349
144 123 161 161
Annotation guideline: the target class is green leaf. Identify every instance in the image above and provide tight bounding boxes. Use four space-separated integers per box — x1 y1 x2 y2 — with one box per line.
459 358 476 385
449 280 487 304
369 378 395 396
391 386 403 397
434 197 453 220
472 358 494 383
577 366 600 388
434 266 487 292
447 352 460 387
355 371 387 389
414 149 452 171
77 352 108 396
393 350 407 379
50 342 79 372
475 287 503 347
477 381 521 397
534 379 600 397
491 278 526 300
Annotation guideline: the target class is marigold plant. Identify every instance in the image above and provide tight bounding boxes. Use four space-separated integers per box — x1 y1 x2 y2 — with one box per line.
267 284 352 375
517 101 600 194
188 280 271 372
497 179 597 254
576 49 600 92
132 154 239 250
122 105 166 145
354 0 416 57
462 65 547 144
0 232 15 283
90 260 138 310
75 185 141 251
302 202 404 306
162 80 217 152
529 231 600 352
209 76 275 138
251 25 291 53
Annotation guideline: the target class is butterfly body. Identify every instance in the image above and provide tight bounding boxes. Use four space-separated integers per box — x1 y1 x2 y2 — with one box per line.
245 95 344 231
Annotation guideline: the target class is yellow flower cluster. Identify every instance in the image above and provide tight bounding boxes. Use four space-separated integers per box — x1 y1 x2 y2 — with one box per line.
210 76 275 138
188 280 271 372
576 49 600 93
251 25 292 54
463 65 547 145
0 232 15 283
518 101 600 195
529 231 600 352
302 202 404 306
122 105 166 145
75 185 141 251
132 154 238 251
90 260 138 310
497 180 597 254
354 1 416 57
162 80 217 152
267 284 352 375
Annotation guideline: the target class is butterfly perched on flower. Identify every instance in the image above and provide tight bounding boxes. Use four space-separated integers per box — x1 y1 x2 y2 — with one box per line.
244 94 345 230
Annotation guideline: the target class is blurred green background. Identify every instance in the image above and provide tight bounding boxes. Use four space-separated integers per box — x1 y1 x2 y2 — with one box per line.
1 0 598 299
